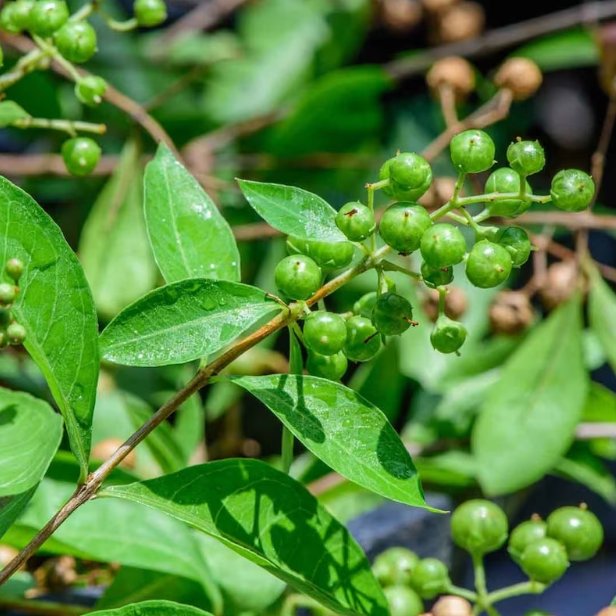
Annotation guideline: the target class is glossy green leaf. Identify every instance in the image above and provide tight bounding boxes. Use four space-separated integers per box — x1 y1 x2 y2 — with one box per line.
233 374 430 510
237 180 347 242
0 388 62 496
80 140 157 320
0 101 29 127
100 278 281 366
144 144 240 284
103 459 388 616
0 177 99 480
472 297 587 495
588 266 616 373
90 600 213 616
0 487 37 540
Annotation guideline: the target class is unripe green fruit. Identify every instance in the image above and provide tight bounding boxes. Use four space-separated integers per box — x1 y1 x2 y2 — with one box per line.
274 255 321 301
546 506 604 561
430 315 467 354
61 137 101 176
379 157 432 201
286 236 354 270
379 202 432 254
0 1 34 33
465 240 512 289
450 129 495 174
335 202 376 242
75 76 107 107
29 0 69 36
550 169 595 212
344 316 381 362
0 283 16 305
409 558 450 599
353 291 377 318
55 21 97 63
303 311 347 356
4 258 23 282
371 292 414 336
520 538 569 584
451 499 509 555
383 586 424 616
6 321 26 345
133 0 167 27
508 519 547 564
484 167 533 218
497 226 532 267
306 351 347 381
421 262 454 288
507 140 546 176
372 547 419 587
420 223 467 268
389 152 432 190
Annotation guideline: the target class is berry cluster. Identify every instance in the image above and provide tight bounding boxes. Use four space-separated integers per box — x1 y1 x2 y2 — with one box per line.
0 0 168 175
0 259 26 348
370 500 604 616
274 129 594 371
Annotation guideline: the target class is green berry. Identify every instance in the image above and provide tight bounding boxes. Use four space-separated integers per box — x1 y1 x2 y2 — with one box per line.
420 223 466 268
61 137 101 176
450 129 495 174
286 236 354 270
546 506 604 561
409 558 450 599
0 1 34 33
507 140 545 176
55 20 97 63
508 519 548 564
520 538 569 584
29 0 69 37
133 0 167 27
496 226 532 267
451 499 509 555
372 547 420 587
465 240 512 289
421 262 454 288
389 153 432 191
274 255 321 301
344 316 381 362
353 291 377 318
379 158 432 202
0 283 16 305
430 315 467 354
303 311 347 355
306 351 347 381
485 167 533 218
372 292 414 336
6 321 26 345
336 202 376 242
379 202 432 254
4 258 23 282
550 169 595 212
75 75 107 107
383 586 424 616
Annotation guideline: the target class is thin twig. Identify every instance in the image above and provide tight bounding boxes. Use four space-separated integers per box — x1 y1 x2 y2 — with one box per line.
438 84 458 127
386 1 616 79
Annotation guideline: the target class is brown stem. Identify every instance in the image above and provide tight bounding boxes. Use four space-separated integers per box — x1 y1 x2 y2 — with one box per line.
438 84 458 128
0 598 88 616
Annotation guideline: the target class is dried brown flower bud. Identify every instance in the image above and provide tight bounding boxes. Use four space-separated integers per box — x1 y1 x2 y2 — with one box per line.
423 287 467 322
381 0 423 32
91 437 137 470
435 2 485 43
427 57 476 100
433 595 473 616
488 290 534 336
494 57 543 100
538 261 578 310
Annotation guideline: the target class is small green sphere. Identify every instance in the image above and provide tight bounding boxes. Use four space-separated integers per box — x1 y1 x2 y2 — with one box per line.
372 547 420 587
550 169 595 212
520 538 569 584
508 519 548 564
274 255 322 301
420 223 467 268
0 1 34 33
353 291 377 318
379 157 432 201
485 167 533 218
55 20 97 63
133 0 167 27
465 240 512 289
0 283 16 305
421 262 454 288
451 499 509 555
496 226 532 267
6 321 26 345
383 586 424 616
507 140 546 176
409 558 450 599
306 350 348 381
61 137 101 176
335 202 376 242
303 311 347 356
286 236 354 270
75 75 107 107
29 0 70 37
344 315 381 362
4 258 24 282
546 506 604 562
430 315 467 354
379 202 432 254
389 152 432 191
450 129 495 174
372 292 414 336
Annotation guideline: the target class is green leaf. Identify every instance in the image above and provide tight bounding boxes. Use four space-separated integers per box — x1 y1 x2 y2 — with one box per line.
0 177 99 480
237 180 347 242
0 388 62 496
103 459 388 616
0 487 37 540
80 139 157 320
232 374 430 510
0 101 30 127
89 600 213 616
100 278 281 367
472 297 587 495
588 266 616 374
144 144 240 284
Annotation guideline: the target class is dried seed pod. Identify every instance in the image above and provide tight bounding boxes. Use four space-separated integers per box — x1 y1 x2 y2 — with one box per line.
423 287 468 322
91 437 137 470
538 261 578 310
434 2 485 43
433 595 473 616
488 290 534 336
494 57 543 100
427 57 476 100
381 0 423 32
